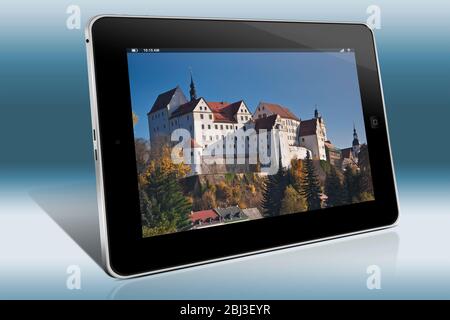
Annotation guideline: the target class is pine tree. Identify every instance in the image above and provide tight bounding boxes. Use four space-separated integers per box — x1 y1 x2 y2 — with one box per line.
324 166 345 207
145 166 192 232
261 151 287 217
300 152 322 211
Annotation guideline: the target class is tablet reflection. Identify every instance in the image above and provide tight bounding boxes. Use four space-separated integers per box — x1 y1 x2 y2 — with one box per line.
109 230 399 299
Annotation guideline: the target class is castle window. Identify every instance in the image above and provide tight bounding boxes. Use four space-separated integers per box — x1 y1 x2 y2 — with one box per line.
220 125 223 130
215 125 218 129
209 115 213 120
200 114 204 119
208 125 211 129
241 116 244 121
302 138 305 142
202 124 205 129
263 114 266 118
210 136 213 141
235 126 238 129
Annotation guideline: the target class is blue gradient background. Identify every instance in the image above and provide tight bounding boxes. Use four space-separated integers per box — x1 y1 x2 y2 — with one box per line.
0 0 449 299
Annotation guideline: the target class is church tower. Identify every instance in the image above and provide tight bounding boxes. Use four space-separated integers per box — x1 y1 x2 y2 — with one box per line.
189 69 197 101
314 105 320 119
314 105 327 141
352 124 360 159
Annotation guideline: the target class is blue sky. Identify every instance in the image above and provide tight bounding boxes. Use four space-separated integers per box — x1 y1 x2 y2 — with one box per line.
127 51 366 149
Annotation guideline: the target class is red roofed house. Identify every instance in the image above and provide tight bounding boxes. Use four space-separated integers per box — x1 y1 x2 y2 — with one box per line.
189 209 220 227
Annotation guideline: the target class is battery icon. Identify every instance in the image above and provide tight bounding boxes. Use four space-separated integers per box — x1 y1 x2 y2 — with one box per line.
131 48 138 53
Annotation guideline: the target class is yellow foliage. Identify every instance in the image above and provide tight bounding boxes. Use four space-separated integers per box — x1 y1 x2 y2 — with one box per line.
142 145 191 184
142 223 176 238
132 111 139 126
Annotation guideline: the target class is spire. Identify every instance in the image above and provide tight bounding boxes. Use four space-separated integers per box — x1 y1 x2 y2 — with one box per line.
189 68 197 101
352 123 360 146
314 105 319 118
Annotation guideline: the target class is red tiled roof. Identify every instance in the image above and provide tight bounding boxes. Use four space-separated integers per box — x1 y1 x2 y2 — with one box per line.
208 101 243 123
299 119 318 136
190 209 218 222
148 87 179 114
259 102 300 121
169 99 245 123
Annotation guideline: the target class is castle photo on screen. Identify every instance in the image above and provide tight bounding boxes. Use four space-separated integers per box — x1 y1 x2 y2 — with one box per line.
127 50 375 238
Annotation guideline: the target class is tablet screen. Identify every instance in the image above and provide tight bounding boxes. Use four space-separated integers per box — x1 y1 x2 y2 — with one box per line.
126 49 375 238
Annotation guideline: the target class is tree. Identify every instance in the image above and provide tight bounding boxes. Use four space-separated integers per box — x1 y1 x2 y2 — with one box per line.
132 111 139 126
300 152 322 211
261 157 287 217
343 165 360 204
289 158 303 192
324 165 345 207
144 166 192 231
135 138 150 175
139 145 192 235
280 185 306 214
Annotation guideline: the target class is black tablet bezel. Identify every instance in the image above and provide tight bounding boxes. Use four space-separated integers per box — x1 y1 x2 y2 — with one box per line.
87 16 398 277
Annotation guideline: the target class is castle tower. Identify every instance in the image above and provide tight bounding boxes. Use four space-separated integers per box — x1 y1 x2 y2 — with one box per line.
189 69 197 101
314 105 327 141
352 124 360 159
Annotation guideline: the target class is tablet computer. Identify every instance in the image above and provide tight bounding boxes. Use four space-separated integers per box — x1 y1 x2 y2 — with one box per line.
86 16 399 278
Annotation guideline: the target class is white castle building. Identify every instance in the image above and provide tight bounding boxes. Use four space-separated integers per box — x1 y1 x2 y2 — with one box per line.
147 74 332 175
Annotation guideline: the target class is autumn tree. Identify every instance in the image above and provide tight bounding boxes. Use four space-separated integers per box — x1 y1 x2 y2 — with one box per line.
280 185 306 214
135 138 150 175
139 146 192 235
